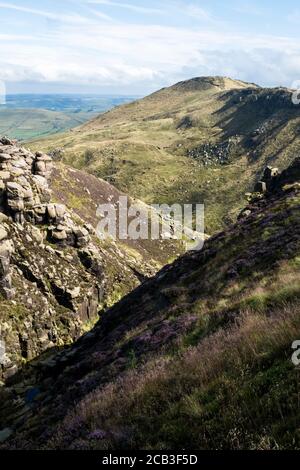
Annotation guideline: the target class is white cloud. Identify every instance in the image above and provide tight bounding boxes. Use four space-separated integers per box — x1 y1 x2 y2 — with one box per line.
0 2 300 91
0 33 37 41
0 1 112 23
88 0 163 15
180 3 214 21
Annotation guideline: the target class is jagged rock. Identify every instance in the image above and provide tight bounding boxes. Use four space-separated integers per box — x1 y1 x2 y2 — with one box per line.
254 159 300 195
52 229 68 241
239 159 300 222
46 204 56 219
0 213 8 223
0 136 14 145
29 226 44 244
0 154 11 162
73 226 90 247
55 204 66 219
0 226 7 241
79 246 103 277
0 171 11 181
263 166 279 181
34 152 53 178
46 203 66 222
254 181 267 193
0 239 14 277
8 199 25 212
33 205 47 217
3 365 18 380
187 136 241 166
66 286 81 299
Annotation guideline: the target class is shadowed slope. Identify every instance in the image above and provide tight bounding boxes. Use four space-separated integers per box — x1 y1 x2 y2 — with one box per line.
1 158 299 450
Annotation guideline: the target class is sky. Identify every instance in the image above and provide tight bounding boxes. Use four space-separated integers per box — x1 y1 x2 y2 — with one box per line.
0 0 300 95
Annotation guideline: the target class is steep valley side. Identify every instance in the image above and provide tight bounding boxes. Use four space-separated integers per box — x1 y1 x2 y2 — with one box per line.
0 156 299 449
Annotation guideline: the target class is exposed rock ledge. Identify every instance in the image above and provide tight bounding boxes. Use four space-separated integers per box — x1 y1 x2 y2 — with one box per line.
0 137 105 382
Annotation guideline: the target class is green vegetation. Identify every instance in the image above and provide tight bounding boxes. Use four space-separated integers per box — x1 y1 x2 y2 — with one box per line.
66 304 299 450
2 174 298 450
0 108 94 141
0 94 136 141
46 184 299 450
1 79 300 451
30 77 300 234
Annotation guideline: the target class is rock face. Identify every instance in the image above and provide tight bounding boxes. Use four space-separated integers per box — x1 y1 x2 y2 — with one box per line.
252 159 300 196
0 137 90 248
0 137 105 381
0 137 178 384
187 137 241 166
239 157 300 220
0 237 15 300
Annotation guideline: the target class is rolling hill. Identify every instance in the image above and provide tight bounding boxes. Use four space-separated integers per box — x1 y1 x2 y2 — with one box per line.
0 108 93 141
1 156 299 450
29 76 300 234
0 94 137 141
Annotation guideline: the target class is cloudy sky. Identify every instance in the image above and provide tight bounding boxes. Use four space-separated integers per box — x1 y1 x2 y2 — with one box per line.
0 0 300 94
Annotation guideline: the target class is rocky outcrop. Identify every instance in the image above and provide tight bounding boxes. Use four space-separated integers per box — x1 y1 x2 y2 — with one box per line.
252 159 300 197
0 137 90 248
0 136 178 384
253 166 280 194
0 233 15 300
0 137 105 381
187 136 241 166
239 157 300 219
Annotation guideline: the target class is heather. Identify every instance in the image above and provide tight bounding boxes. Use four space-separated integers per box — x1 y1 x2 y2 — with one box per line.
1 165 299 450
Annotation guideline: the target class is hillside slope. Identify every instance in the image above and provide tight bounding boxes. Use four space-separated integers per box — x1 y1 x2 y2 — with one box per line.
1 157 299 450
0 137 182 385
30 76 300 233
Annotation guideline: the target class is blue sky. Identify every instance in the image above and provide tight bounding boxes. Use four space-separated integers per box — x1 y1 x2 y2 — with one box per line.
0 0 300 94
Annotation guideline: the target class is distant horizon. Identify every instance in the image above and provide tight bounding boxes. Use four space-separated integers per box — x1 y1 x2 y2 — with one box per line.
2 75 296 97
3 92 141 97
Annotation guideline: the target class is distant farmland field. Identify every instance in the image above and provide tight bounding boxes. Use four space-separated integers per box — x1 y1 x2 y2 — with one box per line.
0 94 137 141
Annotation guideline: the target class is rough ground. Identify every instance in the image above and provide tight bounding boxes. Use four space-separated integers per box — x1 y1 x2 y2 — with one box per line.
1 156 299 450
0 137 184 386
